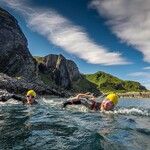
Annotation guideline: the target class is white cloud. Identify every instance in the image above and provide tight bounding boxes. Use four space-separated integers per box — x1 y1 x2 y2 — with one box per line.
143 66 150 70
0 0 129 65
141 82 150 90
128 72 150 78
90 0 150 63
128 71 150 89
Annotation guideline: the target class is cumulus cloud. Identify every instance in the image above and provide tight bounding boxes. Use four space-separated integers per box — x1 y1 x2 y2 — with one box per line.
128 71 150 89
90 0 150 63
143 66 150 70
128 72 150 78
0 0 129 65
141 81 150 90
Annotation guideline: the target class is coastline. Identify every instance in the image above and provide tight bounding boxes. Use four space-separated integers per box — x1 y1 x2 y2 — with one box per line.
118 92 150 98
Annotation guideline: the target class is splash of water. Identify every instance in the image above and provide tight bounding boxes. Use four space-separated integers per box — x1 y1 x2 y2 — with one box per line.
102 107 150 117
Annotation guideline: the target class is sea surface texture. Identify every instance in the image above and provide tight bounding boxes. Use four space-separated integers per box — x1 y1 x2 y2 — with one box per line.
0 98 150 150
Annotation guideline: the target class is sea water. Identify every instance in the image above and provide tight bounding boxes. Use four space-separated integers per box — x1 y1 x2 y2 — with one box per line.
0 98 150 150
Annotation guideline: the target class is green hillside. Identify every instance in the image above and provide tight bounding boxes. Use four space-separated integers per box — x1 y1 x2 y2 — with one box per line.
71 75 101 96
84 71 147 93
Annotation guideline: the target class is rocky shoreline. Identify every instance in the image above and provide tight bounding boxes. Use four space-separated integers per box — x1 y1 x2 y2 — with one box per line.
0 73 71 97
118 92 150 98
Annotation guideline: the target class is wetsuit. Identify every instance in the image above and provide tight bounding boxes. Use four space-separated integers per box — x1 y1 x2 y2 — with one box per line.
0 94 24 102
63 98 101 110
0 94 38 104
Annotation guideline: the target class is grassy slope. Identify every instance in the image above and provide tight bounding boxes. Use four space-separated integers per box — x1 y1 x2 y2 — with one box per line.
34 56 44 62
71 75 101 96
85 71 147 93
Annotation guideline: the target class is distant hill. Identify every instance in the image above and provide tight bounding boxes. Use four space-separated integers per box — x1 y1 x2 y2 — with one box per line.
84 71 147 93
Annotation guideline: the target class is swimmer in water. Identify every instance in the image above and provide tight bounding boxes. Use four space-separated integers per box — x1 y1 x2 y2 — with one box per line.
63 93 119 111
0 90 38 105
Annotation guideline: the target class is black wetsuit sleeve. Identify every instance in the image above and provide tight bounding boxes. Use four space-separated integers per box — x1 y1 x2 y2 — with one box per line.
63 98 94 108
63 99 81 107
0 94 13 102
0 94 26 103
0 96 8 102
11 95 23 101
12 95 27 104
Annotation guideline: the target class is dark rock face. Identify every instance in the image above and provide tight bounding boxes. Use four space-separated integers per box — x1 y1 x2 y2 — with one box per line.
53 55 71 89
0 73 70 97
0 7 71 97
0 8 38 79
37 54 81 89
66 60 80 81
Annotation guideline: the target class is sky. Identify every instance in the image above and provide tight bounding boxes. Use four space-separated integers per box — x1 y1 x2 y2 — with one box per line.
0 0 150 89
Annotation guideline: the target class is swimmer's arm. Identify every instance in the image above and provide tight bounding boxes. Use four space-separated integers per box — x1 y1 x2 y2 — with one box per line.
11 95 27 104
11 95 23 101
0 94 23 102
0 94 14 102
76 94 95 100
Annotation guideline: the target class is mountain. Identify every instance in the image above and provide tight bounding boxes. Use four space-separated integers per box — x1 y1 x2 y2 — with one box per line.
85 71 147 93
34 55 101 96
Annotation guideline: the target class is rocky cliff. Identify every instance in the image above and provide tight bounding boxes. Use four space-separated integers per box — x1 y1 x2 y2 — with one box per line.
35 55 101 95
35 54 81 89
0 73 68 96
0 7 71 96
0 7 38 80
0 7 101 97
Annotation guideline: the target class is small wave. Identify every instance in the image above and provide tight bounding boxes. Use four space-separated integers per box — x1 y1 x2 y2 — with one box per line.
41 97 63 108
103 108 150 117
64 105 150 116
67 105 89 113
0 99 21 105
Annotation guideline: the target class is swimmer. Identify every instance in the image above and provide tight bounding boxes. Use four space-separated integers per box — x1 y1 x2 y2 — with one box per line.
0 90 38 105
63 93 119 111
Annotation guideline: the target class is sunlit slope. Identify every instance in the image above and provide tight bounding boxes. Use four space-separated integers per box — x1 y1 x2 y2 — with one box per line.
85 71 147 93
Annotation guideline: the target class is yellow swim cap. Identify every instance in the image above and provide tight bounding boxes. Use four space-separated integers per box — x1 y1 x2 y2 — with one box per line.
26 90 36 97
106 93 118 105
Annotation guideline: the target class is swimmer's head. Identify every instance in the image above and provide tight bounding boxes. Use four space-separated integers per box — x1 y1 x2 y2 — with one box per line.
101 93 119 111
26 90 36 104
101 100 114 111
106 93 118 105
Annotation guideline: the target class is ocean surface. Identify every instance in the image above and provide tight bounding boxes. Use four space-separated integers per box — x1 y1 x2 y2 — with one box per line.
0 97 150 150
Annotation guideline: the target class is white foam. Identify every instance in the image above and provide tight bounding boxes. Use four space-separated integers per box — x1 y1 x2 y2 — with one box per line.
103 108 149 117
67 105 89 112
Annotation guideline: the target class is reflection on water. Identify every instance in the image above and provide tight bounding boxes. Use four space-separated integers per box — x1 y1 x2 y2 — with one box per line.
0 98 150 150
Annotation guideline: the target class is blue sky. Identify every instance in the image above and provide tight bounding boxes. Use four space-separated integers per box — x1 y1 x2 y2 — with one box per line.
1 0 150 89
